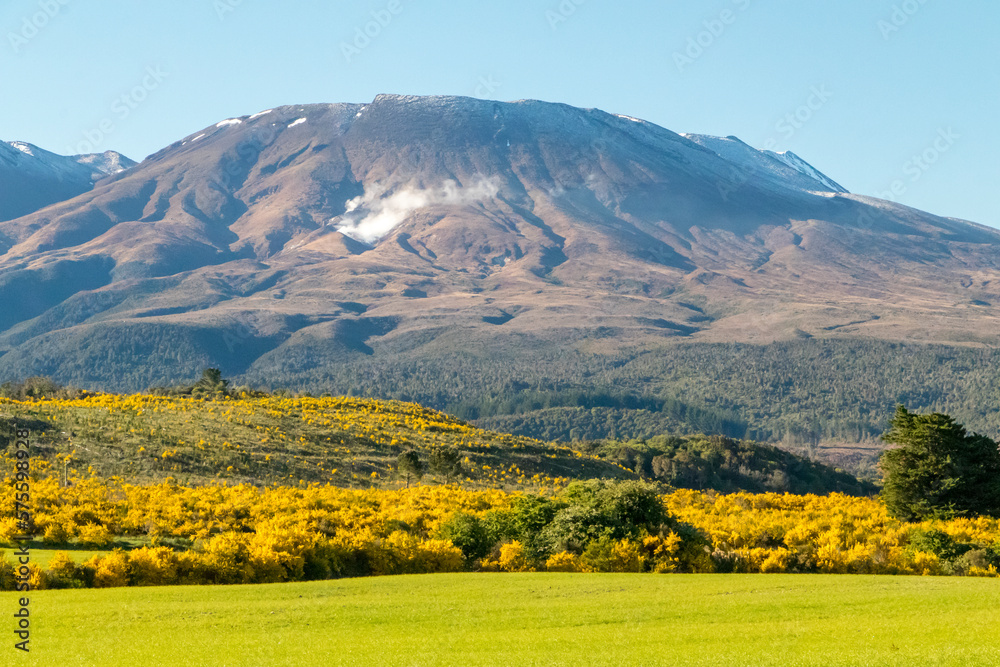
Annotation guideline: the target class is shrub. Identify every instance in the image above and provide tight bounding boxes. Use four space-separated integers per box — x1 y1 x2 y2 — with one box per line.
0 557 17 591
90 551 131 588
760 548 794 574
580 537 644 573
910 551 944 576
248 522 316 582
367 531 428 576
495 541 531 572
545 551 584 572
77 523 113 547
415 539 464 573
610 539 645 573
46 551 85 589
643 533 683 573
202 532 253 584
0 518 21 547
42 522 72 545
128 547 179 586
437 512 493 563
908 529 971 563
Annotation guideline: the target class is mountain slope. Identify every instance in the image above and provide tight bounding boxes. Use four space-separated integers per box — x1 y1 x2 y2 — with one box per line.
0 94 999 424
0 140 135 222
680 134 848 194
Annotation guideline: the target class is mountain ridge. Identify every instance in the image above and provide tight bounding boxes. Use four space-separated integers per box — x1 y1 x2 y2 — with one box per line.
0 140 136 222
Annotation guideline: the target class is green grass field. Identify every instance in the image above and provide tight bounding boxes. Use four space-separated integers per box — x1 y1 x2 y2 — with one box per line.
3 574 998 666
22 548 112 570
4 538 150 569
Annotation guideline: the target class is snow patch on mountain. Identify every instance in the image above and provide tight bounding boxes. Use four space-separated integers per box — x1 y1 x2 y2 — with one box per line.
336 179 500 244
73 150 137 176
681 134 847 194
771 150 846 193
288 118 307 128
216 118 243 128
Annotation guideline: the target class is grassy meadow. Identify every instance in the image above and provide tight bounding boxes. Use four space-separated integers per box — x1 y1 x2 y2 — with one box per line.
3 573 998 666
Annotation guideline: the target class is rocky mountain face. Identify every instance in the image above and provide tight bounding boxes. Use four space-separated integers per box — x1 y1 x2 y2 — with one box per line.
1 94 999 393
0 141 135 222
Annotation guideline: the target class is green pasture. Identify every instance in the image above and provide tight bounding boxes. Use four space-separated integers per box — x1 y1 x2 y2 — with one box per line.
2 538 148 569
3 573 997 666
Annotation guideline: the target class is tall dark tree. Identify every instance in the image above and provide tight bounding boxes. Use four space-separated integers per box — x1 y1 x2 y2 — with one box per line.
396 450 425 488
880 406 1000 521
429 447 463 483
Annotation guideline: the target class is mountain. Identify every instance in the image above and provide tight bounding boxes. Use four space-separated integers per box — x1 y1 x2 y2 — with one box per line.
1 94 999 452
680 134 848 194
72 149 137 178
0 140 135 222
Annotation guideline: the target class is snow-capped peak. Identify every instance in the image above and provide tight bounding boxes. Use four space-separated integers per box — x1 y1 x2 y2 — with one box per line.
770 150 846 193
9 141 34 156
3 140 136 181
681 133 848 195
73 150 138 176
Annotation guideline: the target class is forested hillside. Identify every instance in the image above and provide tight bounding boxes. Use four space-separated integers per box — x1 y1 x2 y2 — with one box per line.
578 435 875 495
239 338 1000 458
6 337 1000 474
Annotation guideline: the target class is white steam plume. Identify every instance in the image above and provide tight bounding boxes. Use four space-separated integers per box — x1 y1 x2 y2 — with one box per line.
335 179 499 244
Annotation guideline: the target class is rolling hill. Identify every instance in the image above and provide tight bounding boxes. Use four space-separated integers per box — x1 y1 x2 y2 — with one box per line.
0 388 870 494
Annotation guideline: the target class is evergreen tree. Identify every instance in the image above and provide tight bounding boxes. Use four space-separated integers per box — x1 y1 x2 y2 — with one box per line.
429 447 463 483
880 406 1000 521
396 450 425 488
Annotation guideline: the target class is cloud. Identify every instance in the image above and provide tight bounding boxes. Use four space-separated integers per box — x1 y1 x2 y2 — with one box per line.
335 179 500 244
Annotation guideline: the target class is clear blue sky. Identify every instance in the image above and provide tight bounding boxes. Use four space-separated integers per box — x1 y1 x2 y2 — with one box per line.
2 0 997 227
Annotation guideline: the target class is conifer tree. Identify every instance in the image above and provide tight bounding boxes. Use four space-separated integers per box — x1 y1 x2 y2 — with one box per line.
880 406 1000 520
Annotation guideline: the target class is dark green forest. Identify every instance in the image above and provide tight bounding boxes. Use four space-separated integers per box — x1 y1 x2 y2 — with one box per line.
4 329 999 459
579 434 876 496
242 337 1000 451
